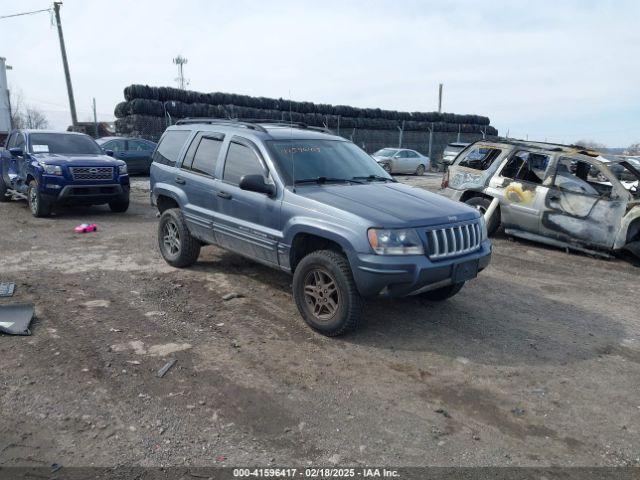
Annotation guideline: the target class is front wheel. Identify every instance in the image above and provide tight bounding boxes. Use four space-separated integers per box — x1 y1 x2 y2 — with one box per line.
293 250 363 336
28 180 51 217
415 164 425 176
157 208 201 268
420 282 465 301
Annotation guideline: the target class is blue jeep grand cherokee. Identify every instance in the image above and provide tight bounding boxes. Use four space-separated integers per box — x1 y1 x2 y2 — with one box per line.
151 119 491 336
0 130 130 217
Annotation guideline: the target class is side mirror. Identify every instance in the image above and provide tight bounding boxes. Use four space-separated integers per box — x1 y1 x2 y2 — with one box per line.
239 174 275 196
104 149 114 157
9 147 24 157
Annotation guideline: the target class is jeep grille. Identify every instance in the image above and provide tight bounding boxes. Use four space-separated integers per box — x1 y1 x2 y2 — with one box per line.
427 221 481 260
69 166 114 181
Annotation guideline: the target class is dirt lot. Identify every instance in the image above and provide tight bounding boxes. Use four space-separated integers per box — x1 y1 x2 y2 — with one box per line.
1 173 639 467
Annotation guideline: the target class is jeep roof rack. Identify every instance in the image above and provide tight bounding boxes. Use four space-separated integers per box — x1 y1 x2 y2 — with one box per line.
173 118 333 135
174 118 269 132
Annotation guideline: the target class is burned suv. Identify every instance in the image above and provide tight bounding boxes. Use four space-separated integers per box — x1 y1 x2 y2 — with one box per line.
440 139 640 257
150 119 491 336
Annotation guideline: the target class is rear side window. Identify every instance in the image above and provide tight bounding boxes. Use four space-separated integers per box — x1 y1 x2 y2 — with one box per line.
190 137 223 177
457 147 501 170
153 130 190 166
223 142 266 185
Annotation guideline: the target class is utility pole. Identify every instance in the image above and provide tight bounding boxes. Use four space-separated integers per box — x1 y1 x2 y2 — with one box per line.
53 2 77 126
173 55 188 90
92 97 98 138
438 83 443 113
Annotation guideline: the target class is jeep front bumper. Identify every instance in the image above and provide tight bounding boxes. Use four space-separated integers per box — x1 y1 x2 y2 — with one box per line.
350 240 491 298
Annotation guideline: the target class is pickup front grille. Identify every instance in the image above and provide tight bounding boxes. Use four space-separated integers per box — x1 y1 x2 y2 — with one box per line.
427 221 481 260
69 166 114 181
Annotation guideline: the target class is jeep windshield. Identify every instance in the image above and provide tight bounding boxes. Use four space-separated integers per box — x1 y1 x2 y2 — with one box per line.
267 140 392 185
28 133 103 155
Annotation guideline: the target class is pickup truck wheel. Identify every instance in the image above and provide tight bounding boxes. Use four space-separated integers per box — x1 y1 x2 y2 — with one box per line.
0 175 10 202
465 197 500 236
420 282 465 301
108 198 129 213
293 250 363 336
158 208 201 268
28 180 51 217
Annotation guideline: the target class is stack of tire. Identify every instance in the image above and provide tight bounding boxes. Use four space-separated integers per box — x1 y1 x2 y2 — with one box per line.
114 84 498 153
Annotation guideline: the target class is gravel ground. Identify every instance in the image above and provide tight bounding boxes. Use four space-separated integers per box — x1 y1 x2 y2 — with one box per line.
0 173 638 468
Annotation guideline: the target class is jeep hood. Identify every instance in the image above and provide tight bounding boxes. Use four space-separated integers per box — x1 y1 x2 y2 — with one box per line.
32 153 122 166
294 182 480 228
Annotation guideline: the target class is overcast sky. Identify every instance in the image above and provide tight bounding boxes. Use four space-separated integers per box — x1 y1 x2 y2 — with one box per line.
2 0 639 146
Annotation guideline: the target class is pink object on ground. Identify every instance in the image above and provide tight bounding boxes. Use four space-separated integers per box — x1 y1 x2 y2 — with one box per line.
74 223 98 233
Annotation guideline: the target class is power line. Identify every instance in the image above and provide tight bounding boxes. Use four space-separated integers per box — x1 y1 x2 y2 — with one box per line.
0 8 51 20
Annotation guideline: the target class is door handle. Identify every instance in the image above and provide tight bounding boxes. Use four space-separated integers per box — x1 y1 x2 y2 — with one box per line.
175 176 186 185
217 191 232 200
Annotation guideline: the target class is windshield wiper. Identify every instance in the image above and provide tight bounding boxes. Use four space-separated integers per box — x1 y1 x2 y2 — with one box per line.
351 175 396 183
295 177 363 185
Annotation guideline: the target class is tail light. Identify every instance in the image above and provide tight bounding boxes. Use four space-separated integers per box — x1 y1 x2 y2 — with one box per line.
441 170 449 189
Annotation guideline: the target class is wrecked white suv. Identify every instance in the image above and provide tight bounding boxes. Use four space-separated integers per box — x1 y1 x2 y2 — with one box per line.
440 140 640 258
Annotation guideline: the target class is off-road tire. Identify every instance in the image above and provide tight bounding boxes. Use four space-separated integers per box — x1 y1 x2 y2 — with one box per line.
28 180 51 217
293 250 363 336
465 197 500 236
109 198 130 213
415 164 425 176
420 282 465 301
158 208 201 268
0 175 10 202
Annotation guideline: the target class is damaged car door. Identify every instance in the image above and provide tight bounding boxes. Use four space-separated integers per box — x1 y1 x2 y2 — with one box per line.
540 156 627 248
487 150 551 234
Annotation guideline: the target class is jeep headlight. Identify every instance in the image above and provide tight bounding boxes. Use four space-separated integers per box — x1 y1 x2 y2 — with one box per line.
42 164 62 175
118 164 128 175
367 228 424 255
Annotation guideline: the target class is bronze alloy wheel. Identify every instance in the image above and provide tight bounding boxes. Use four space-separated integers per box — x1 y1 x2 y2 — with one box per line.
162 219 181 256
303 267 341 322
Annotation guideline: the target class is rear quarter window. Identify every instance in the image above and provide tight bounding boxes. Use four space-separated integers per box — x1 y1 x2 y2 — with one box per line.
152 130 191 167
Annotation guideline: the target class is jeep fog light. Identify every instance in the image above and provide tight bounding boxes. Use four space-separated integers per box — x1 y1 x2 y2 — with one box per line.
368 228 424 255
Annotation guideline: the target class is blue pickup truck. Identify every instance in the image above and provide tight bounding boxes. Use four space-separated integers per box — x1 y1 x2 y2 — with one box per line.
0 130 130 216
151 119 491 336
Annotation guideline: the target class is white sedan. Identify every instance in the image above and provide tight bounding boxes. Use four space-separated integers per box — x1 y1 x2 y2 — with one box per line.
372 148 430 175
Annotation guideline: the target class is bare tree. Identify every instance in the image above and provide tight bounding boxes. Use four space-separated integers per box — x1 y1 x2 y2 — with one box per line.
8 88 49 130
626 142 640 155
22 107 49 129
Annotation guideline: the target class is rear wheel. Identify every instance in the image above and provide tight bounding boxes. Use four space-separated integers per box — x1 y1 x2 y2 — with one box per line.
465 197 500 236
415 164 425 176
28 180 51 217
0 175 10 202
293 250 363 336
157 208 201 267
420 282 465 301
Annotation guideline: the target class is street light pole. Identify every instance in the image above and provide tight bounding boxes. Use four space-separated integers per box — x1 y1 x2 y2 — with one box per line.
53 1 77 126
